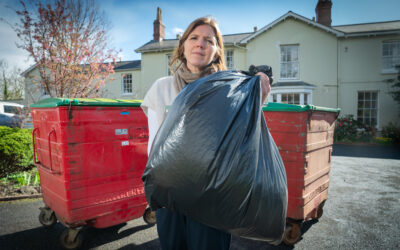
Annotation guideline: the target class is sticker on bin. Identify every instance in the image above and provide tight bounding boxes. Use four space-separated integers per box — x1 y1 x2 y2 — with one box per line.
115 129 128 135
121 141 129 146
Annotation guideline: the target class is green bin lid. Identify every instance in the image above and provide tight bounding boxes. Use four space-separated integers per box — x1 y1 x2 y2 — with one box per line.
262 102 340 113
30 98 143 108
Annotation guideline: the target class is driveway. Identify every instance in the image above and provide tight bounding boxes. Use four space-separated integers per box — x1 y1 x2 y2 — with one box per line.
0 144 399 249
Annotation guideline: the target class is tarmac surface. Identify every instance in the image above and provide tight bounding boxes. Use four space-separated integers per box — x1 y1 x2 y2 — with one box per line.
0 144 399 249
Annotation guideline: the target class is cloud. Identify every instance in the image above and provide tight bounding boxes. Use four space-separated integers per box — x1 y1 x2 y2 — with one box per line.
172 27 184 35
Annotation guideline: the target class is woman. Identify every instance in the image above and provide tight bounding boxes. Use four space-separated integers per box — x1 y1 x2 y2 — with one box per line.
141 17 270 250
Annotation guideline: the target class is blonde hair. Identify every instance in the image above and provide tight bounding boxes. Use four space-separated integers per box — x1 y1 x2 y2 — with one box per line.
170 17 226 73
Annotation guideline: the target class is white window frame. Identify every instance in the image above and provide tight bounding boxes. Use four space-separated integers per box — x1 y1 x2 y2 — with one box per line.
382 40 400 74
122 73 133 95
267 85 314 105
280 45 299 80
357 91 378 128
225 50 234 69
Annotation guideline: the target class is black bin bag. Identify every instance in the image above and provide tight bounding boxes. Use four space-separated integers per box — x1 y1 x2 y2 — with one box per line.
142 71 288 244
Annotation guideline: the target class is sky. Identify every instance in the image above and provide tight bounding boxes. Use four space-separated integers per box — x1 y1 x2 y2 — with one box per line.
0 0 399 72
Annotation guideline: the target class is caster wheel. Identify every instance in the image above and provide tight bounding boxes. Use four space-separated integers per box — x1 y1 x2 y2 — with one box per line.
60 228 83 249
39 207 56 228
143 207 156 225
283 223 301 246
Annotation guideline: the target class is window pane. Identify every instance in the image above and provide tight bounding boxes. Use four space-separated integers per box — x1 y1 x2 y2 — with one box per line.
288 94 293 103
357 109 362 117
282 94 288 103
382 40 400 71
294 94 300 104
304 94 308 104
357 91 378 127
280 45 299 79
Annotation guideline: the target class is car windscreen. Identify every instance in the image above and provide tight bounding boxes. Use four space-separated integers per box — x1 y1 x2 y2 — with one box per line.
4 105 23 115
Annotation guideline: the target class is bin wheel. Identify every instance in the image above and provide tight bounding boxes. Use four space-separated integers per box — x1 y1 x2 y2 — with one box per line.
60 228 83 250
316 201 325 219
39 207 57 228
143 207 156 225
283 223 301 246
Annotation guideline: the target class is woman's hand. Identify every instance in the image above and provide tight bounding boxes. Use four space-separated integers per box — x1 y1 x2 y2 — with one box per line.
256 72 271 104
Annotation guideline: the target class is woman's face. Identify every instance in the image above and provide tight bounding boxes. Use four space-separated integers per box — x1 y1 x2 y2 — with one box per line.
183 24 218 73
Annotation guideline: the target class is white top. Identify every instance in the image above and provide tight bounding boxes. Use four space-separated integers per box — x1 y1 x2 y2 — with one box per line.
141 74 265 156
141 76 177 155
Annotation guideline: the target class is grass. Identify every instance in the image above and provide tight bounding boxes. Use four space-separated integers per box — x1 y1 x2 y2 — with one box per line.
0 169 40 188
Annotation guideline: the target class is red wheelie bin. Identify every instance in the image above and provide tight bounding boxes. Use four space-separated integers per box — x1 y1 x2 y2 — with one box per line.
31 98 154 249
263 103 340 245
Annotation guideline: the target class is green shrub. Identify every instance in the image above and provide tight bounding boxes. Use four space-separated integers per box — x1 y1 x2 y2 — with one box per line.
381 122 400 144
0 126 34 178
335 115 376 143
1 169 40 187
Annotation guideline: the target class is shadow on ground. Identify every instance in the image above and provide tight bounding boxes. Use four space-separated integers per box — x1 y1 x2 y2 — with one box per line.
333 144 400 160
0 222 158 250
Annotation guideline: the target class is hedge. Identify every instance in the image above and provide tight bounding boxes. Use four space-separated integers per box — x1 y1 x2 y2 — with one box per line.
0 126 34 178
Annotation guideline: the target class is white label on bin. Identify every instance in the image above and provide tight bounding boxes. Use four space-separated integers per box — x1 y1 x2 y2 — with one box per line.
115 129 128 135
121 141 129 146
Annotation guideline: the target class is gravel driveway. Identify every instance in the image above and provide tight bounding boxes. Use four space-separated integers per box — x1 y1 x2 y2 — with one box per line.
0 144 399 249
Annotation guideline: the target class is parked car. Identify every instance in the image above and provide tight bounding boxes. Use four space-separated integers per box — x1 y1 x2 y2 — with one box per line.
0 102 25 128
0 113 24 128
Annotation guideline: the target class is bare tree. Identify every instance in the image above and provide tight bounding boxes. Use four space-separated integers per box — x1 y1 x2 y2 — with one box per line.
4 0 119 98
0 59 24 100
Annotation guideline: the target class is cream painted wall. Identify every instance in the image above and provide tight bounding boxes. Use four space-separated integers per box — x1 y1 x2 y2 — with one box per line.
140 52 171 98
338 35 400 128
229 46 247 71
102 69 142 99
24 67 46 106
246 18 338 108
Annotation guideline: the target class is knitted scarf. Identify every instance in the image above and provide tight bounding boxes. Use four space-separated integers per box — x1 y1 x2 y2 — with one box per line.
173 63 216 93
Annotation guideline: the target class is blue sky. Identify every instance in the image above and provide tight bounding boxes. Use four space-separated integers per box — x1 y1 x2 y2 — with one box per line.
1 0 399 71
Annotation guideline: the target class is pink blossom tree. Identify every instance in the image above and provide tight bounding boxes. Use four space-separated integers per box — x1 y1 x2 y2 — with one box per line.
11 0 119 98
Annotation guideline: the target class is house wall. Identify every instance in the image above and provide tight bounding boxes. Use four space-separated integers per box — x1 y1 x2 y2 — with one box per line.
102 69 142 99
24 67 44 106
140 52 171 98
228 46 247 71
246 18 338 108
338 34 400 128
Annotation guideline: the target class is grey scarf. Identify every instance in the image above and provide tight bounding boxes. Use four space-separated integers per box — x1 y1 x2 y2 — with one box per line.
173 64 216 93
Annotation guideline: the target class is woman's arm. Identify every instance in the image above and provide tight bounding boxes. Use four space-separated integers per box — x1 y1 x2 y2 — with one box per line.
147 108 160 156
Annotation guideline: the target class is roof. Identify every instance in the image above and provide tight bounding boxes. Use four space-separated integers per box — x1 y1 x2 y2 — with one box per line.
223 33 253 45
114 60 141 71
272 81 316 88
135 39 178 53
136 33 253 53
22 60 141 77
333 20 400 37
241 11 344 44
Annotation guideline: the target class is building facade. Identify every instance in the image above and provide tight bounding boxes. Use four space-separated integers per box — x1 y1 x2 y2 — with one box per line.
23 1 400 129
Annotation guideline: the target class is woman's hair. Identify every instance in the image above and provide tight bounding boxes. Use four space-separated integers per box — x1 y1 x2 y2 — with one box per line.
169 16 226 73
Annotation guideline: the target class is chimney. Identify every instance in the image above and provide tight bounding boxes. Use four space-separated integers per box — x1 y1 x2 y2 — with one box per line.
253 26 257 32
153 7 165 41
315 0 332 27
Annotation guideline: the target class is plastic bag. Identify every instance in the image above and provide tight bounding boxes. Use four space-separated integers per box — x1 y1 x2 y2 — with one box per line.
142 71 287 244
